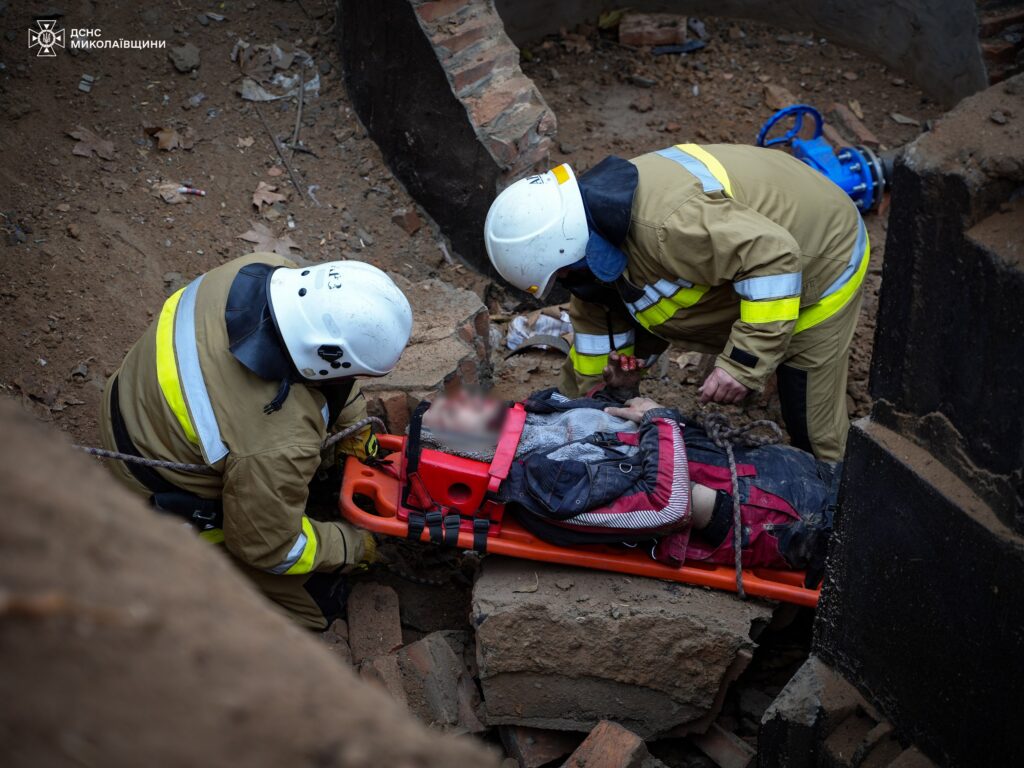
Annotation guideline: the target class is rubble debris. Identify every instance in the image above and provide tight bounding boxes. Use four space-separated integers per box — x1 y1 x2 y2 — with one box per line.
827 102 880 148
77 73 94 93
889 112 920 126
563 720 663 768
691 723 755 768
67 126 115 160
347 582 403 664
395 630 485 733
168 43 200 73
505 307 572 353
360 653 408 704
364 274 491 398
321 619 353 665
619 13 689 47
472 559 772 738
499 725 581 768
391 208 423 235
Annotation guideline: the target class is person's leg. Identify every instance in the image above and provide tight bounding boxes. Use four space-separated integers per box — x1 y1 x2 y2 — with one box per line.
777 290 864 461
238 564 348 631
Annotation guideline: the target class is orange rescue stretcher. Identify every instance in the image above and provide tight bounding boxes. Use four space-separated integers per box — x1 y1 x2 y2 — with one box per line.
339 414 821 608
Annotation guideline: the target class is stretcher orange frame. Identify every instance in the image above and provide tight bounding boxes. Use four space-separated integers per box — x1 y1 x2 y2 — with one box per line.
339 435 821 608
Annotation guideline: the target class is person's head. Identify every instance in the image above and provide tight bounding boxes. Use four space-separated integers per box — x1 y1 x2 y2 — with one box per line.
422 391 505 437
484 163 589 300
268 260 413 383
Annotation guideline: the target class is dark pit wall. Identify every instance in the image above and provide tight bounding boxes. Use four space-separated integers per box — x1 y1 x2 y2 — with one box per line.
494 0 989 107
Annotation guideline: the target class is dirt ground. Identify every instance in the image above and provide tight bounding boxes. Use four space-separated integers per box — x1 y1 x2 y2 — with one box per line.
0 1 941 447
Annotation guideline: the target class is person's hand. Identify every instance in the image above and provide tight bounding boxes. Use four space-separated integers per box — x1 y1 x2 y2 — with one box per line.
605 396 663 424
699 367 750 405
602 351 647 391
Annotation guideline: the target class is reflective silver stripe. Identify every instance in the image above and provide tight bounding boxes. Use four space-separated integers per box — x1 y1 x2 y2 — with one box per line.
574 330 635 355
267 531 308 575
821 217 868 299
321 402 330 428
174 276 229 464
656 146 723 193
734 272 803 301
625 278 694 315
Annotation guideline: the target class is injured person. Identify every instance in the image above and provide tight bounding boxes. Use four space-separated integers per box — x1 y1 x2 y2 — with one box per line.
419 387 840 582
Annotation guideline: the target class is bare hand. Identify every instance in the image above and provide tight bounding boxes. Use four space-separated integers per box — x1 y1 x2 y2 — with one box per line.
605 396 662 424
699 367 750 405
602 351 647 391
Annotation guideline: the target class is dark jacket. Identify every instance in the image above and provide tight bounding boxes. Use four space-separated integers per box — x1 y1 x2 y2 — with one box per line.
500 388 838 574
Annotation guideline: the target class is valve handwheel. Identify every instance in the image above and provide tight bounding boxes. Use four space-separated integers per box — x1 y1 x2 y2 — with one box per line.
756 104 825 148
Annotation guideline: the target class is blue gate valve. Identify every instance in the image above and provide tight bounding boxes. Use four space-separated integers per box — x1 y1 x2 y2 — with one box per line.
756 105 889 212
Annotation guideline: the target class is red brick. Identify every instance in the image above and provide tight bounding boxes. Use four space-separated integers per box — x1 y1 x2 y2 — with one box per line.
563 721 651 768
828 102 880 149
359 653 408 705
434 20 491 55
466 76 532 127
391 208 423 235
691 723 754 768
320 619 353 665
415 0 469 23
619 13 688 47
763 83 799 111
397 631 485 733
452 50 517 93
347 583 403 664
499 725 581 768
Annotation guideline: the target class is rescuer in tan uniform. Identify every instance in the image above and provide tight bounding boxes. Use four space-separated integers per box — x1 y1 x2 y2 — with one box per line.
101 253 413 629
485 144 868 461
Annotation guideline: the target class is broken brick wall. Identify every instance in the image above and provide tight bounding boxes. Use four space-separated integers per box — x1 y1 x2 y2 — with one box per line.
494 0 990 105
336 0 555 275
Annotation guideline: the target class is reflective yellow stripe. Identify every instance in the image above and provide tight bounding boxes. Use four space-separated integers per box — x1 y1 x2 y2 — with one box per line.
570 345 636 376
794 232 871 334
634 285 709 329
199 528 225 544
284 516 319 576
155 287 198 444
677 144 733 197
740 297 801 324
552 164 570 184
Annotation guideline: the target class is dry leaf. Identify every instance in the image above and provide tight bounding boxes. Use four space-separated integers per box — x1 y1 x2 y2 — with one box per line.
151 182 186 204
237 135 255 148
158 127 194 151
67 126 115 160
237 222 300 259
252 181 287 210
267 166 283 177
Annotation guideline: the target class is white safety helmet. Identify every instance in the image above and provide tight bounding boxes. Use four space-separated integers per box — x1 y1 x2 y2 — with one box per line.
484 163 589 300
268 260 413 380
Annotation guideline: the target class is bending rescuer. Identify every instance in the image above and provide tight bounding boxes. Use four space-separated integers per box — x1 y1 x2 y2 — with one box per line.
484 143 868 461
101 254 412 629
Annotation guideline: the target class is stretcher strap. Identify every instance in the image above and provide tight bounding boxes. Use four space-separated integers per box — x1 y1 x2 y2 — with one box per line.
488 403 527 494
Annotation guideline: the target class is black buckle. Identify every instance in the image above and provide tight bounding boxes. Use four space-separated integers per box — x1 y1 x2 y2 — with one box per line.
425 510 444 544
407 511 426 541
442 514 462 547
473 518 490 554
